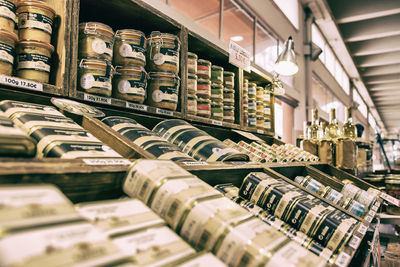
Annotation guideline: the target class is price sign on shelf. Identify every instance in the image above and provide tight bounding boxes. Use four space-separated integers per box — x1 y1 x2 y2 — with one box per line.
0 75 43 91
83 158 131 166
229 40 251 71
211 120 223 126
83 93 112 105
380 193 400 207
126 102 148 112
156 108 173 116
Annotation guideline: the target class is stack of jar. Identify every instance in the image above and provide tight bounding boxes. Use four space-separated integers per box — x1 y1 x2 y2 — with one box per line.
242 79 248 125
223 71 235 123
210 65 224 121
187 52 197 115
0 1 56 83
196 59 211 118
263 86 272 130
255 86 264 129
247 82 257 127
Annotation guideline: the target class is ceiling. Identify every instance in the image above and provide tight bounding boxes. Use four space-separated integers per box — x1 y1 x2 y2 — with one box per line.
325 0 400 134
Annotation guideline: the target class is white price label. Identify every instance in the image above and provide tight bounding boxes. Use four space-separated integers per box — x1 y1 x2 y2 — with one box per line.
229 40 251 71
83 158 131 166
348 236 361 250
368 210 376 217
181 161 208 166
156 108 173 116
380 193 400 207
0 75 43 91
211 120 223 126
371 204 379 212
335 252 351 267
126 102 148 111
365 215 373 223
358 224 368 235
83 93 111 105
257 129 264 134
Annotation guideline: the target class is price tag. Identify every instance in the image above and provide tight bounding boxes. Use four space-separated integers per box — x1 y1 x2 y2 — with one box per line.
348 236 361 249
257 129 264 134
0 75 43 91
211 120 223 126
380 193 400 207
156 108 173 116
83 158 131 166
371 204 379 212
365 215 373 223
358 224 368 235
126 102 148 111
229 40 251 71
181 161 208 166
84 93 112 105
335 252 351 267
368 210 376 217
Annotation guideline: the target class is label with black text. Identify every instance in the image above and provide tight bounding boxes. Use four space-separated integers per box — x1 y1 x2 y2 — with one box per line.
83 158 131 166
83 93 112 105
0 75 43 91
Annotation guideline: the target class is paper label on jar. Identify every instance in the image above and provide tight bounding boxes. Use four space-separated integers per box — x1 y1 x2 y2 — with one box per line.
3 103 62 117
80 74 111 91
264 107 271 115
18 12 53 34
0 0 16 22
17 53 51 72
59 145 121 159
152 86 178 104
154 48 179 66
182 136 215 155
0 42 13 64
91 38 112 57
212 112 223 118
118 44 146 61
118 80 145 96
36 133 100 156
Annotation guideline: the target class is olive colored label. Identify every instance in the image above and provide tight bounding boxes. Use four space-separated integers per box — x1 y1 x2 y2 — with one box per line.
18 53 51 72
0 0 16 22
19 12 53 34
0 42 13 64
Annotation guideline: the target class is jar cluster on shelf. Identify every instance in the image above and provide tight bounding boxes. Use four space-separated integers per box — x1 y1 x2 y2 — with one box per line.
243 80 272 130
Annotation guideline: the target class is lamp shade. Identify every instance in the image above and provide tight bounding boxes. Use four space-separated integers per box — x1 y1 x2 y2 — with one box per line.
274 36 298 76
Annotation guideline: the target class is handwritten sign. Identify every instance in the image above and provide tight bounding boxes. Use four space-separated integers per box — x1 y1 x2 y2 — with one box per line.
229 40 251 71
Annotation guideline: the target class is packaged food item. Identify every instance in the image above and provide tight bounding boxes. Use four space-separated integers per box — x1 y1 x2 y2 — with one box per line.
211 101 223 121
248 113 256 127
112 225 196 266
0 222 128 266
294 176 325 194
211 65 223 84
112 65 147 103
256 114 264 129
248 82 256 98
146 71 180 111
76 198 165 237
0 29 17 75
223 71 234 89
16 40 54 83
79 22 114 61
113 29 146 67
197 97 211 118
223 88 235 105
223 105 234 123
0 100 63 118
197 59 211 79
256 100 263 113
242 111 248 125
187 73 197 95
17 0 55 43
42 141 121 159
187 94 197 115
264 116 271 130
248 99 256 113
11 112 81 133
341 198 365 217
187 52 198 74
0 184 81 232
211 83 223 102
147 31 180 73
321 186 344 205
50 97 106 118
197 78 211 99
78 58 113 97
0 0 16 33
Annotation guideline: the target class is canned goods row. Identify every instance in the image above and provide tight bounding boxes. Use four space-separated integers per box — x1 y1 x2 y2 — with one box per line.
239 172 360 253
0 100 122 159
123 159 327 267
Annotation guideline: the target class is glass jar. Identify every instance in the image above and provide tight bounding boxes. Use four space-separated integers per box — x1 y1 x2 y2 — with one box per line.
211 65 223 84
248 82 257 98
243 79 248 95
113 29 146 67
264 105 271 116
197 59 211 79
248 99 256 113
197 97 211 118
197 78 211 99
223 88 235 105
187 94 197 115
16 40 54 83
147 31 180 73
256 115 264 129
112 66 147 103
146 71 180 111
223 71 234 89
17 1 55 43
79 22 114 61
78 58 113 97
211 83 223 102
0 29 17 76
242 111 248 125
187 73 197 95
223 105 234 123
242 95 248 110
0 0 16 33
211 101 223 121
256 101 263 113
248 113 256 127
187 52 197 74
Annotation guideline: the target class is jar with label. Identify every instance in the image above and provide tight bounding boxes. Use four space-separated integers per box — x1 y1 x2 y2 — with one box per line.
187 94 197 115
146 71 180 111
197 59 211 79
264 116 271 130
264 88 271 104
147 31 180 74
187 73 197 95
264 105 271 116
211 65 223 84
113 29 146 67
256 115 264 129
248 99 256 113
17 1 55 43
248 82 256 98
197 98 211 118
248 113 256 127
0 0 16 33
211 101 223 121
256 101 263 113
223 71 234 89
242 111 248 125
242 95 248 110
16 40 54 83
341 198 365 217
211 83 223 102
187 52 197 74
197 78 211 99
322 186 344 205
79 22 114 62
223 88 235 105
0 29 17 75
78 58 113 97
341 183 362 200
112 66 147 103
223 105 234 123
243 79 248 94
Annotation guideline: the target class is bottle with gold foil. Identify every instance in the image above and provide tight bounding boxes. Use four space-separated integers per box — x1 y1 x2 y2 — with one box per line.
307 108 322 140
343 107 357 139
325 108 341 140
